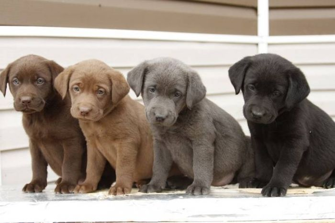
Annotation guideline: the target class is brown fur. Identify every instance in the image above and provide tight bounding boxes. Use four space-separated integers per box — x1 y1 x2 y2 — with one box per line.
54 59 154 195
0 55 86 193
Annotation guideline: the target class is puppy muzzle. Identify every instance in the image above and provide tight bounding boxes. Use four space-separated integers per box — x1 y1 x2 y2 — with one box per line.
244 104 276 124
147 107 176 127
71 103 103 122
14 95 45 113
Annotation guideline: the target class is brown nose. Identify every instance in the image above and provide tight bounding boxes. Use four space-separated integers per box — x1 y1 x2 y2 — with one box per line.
20 96 32 105
79 106 92 116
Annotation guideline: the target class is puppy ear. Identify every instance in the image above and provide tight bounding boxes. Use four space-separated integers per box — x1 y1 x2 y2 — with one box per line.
127 61 148 97
54 66 73 99
109 70 130 104
45 60 64 81
0 63 11 97
285 67 310 110
186 71 206 109
228 56 252 94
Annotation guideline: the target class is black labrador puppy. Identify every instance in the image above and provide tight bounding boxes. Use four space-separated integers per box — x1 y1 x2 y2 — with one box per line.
229 53 335 197
128 57 254 195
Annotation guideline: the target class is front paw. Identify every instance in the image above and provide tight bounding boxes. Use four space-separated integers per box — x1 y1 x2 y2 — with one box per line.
139 183 164 193
261 184 287 197
22 180 47 193
238 178 254 188
250 178 269 188
55 181 76 194
166 176 192 190
73 183 97 194
186 183 210 195
323 177 335 188
109 184 132 196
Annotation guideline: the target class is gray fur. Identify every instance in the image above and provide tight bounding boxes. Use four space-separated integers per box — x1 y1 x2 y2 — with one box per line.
127 57 254 195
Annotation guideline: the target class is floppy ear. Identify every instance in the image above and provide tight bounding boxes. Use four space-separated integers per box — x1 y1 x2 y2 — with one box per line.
127 61 148 97
0 63 11 97
285 67 310 110
186 71 206 109
45 60 64 81
54 66 74 99
109 70 130 104
228 56 252 94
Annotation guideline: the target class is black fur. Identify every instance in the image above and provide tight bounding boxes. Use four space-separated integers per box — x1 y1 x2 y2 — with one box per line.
229 53 335 197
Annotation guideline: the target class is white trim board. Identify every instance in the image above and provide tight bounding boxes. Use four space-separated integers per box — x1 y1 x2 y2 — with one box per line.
1 27 335 47
0 26 259 44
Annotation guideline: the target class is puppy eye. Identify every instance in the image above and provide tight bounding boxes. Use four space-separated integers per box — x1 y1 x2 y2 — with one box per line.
148 87 156 93
97 88 105 95
73 85 80 92
248 84 256 91
12 78 20 86
174 91 182 98
36 77 45 85
272 90 281 97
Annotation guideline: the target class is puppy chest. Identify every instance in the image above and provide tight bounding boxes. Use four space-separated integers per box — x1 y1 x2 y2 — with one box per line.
162 133 194 175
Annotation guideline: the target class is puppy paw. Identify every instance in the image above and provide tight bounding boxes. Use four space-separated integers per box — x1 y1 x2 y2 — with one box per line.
55 177 62 185
139 184 163 193
108 185 132 196
55 181 76 194
186 183 210 195
134 179 150 189
261 184 287 197
250 178 269 188
323 177 335 189
238 178 254 188
166 176 192 190
22 181 47 193
73 183 97 194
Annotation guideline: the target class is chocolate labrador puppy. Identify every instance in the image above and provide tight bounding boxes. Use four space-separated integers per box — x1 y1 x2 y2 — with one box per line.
128 57 254 195
0 55 86 193
54 59 155 195
229 53 335 197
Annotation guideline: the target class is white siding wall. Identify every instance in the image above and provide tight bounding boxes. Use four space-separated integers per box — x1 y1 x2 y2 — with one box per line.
1 36 335 186
0 36 257 185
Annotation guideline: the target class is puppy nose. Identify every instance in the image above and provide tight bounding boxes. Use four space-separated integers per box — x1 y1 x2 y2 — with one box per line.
20 96 32 105
155 115 166 123
251 107 265 119
79 106 92 116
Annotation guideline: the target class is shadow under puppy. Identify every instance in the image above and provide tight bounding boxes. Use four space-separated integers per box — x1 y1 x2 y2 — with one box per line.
0 55 87 193
54 59 155 195
128 57 254 195
229 53 335 197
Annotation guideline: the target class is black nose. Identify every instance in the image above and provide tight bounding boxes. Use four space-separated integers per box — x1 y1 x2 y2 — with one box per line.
21 96 32 105
155 115 166 123
251 107 265 119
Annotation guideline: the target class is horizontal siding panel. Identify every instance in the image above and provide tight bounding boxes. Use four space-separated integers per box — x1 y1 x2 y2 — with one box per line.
1 64 334 110
268 43 335 65
3 91 335 151
0 37 257 68
299 64 335 90
1 148 58 185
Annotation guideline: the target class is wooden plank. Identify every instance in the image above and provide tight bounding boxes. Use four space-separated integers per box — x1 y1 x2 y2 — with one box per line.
270 0 335 8
0 185 335 222
2 91 335 151
2 62 334 110
268 43 335 64
0 37 257 68
0 0 257 35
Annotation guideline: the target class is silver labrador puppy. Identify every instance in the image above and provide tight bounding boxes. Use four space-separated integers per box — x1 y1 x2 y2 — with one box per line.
128 58 254 195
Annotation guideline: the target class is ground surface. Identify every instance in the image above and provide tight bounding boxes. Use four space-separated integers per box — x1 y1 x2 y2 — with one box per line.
1 184 335 222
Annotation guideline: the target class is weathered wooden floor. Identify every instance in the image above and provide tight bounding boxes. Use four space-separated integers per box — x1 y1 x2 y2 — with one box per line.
0 184 335 222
